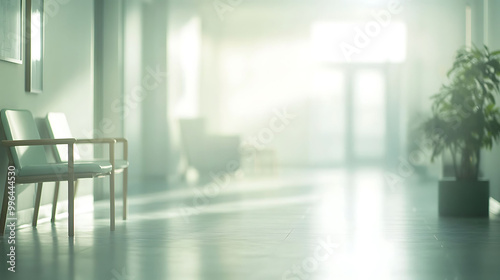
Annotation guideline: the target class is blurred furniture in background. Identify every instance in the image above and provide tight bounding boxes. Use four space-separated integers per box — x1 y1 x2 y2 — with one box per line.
253 148 278 175
179 118 241 177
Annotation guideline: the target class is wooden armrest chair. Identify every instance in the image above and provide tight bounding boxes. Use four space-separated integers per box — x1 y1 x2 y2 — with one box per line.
0 109 116 237
45 112 129 222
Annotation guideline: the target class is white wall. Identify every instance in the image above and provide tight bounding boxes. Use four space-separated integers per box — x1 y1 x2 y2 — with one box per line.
123 0 144 181
0 0 95 224
141 0 170 181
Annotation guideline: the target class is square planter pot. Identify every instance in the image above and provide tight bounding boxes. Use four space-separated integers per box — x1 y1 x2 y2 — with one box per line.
438 179 489 217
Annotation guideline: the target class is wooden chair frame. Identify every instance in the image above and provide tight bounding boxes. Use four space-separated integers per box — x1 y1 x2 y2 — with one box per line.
0 138 116 237
48 138 128 223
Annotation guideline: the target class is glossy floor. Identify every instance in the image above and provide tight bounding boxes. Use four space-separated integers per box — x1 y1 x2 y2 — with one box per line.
1 169 500 279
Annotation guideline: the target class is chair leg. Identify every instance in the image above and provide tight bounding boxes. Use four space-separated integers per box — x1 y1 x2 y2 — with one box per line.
110 172 116 231
74 180 79 199
68 143 75 237
32 183 43 227
68 180 75 237
51 182 60 223
0 175 10 236
123 169 128 220
110 142 116 231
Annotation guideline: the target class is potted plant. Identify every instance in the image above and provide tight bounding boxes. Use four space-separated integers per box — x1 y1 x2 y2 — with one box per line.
422 46 500 217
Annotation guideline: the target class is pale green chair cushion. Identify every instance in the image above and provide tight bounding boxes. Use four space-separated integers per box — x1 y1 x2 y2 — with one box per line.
45 112 81 162
1 109 48 168
46 112 129 170
18 162 113 177
1 109 112 177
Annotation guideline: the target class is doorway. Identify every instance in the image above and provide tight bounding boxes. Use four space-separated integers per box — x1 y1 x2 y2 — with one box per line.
310 64 398 167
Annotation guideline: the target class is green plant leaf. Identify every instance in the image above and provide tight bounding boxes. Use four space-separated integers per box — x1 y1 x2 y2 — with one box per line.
420 46 500 180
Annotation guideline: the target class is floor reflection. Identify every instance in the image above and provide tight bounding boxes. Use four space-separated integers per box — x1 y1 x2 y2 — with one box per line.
1 168 500 279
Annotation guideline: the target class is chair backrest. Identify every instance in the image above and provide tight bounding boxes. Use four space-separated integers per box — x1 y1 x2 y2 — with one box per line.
0 109 49 168
46 112 81 162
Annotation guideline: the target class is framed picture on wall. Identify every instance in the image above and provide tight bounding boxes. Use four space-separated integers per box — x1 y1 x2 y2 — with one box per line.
26 0 43 93
0 0 23 64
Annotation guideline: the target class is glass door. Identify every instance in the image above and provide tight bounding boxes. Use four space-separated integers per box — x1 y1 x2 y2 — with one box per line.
311 66 389 167
351 68 387 164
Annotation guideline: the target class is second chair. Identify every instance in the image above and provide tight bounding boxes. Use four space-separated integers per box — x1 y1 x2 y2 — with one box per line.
43 112 129 224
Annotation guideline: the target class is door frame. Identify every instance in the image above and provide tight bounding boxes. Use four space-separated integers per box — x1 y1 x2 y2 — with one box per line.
322 62 402 167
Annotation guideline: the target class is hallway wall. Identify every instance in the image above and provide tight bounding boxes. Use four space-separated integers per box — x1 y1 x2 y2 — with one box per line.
141 0 170 181
194 0 473 169
0 0 95 224
94 0 173 197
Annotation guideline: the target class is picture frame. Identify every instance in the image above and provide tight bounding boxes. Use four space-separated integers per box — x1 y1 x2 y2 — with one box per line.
26 0 44 93
0 0 23 64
